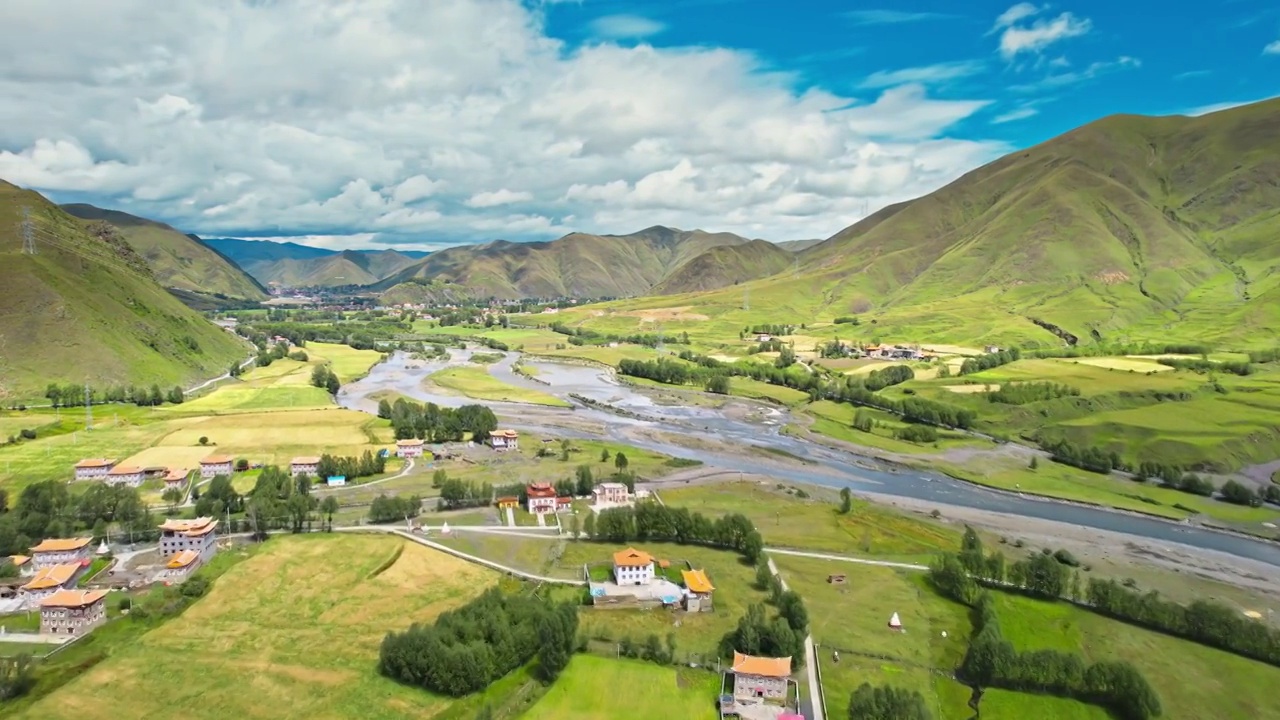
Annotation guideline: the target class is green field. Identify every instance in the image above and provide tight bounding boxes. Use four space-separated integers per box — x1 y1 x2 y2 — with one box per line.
800 400 987 456
658 481 959 562
13 534 498 720
427 366 571 407
309 343 384 383
519 655 719 720
978 690 1109 720
991 592 1280 720
726 377 810 407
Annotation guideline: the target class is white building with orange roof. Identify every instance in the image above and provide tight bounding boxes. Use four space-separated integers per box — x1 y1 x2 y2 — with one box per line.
73 458 117 481
105 464 145 487
163 468 189 489
29 537 93 569
291 456 321 476
157 517 219 561
8 555 34 578
730 652 792 700
395 438 425 458
162 549 205 581
489 429 519 451
612 547 656 586
200 455 235 479
39 589 108 636
21 562 84 603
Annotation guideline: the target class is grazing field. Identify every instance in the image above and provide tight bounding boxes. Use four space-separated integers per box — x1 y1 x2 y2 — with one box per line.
0 641 52 658
520 656 718 720
1074 357 1173 372
174 358 334 413
427 366 571 407
14 534 498 720
991 592 1280 720
773 556 973 720
146 408 393 468
726 377 810 406
978 691 1109 720
800 400 987 456
0 411 180 493
433 530 563 576
309 342 384 383
555 541 767 658
658 481 959 562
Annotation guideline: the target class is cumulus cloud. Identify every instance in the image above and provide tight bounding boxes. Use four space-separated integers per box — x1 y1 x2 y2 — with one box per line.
994 4 1092 59
0 0 1008 247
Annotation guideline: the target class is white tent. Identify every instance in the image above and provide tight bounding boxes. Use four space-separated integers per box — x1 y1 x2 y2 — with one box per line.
888 612 903 630
441 522 451 535
96 540 110 556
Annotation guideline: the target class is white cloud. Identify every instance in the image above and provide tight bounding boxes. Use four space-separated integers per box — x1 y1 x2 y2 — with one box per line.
860 60 986 89
992 107 1039 124
0 0 1007 247
843 10 955 26
1009 56 1140 92
991 3 1042 31
1181 97 1277 117
998 10 1092 59
1265 40 1280 55
466 188 534 208
590 14 665 39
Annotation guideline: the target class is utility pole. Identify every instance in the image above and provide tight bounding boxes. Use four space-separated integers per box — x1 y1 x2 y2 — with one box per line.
19 206 37 255
84 383 92 431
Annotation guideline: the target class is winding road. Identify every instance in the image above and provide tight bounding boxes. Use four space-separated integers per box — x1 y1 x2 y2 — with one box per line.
337 349 1280 569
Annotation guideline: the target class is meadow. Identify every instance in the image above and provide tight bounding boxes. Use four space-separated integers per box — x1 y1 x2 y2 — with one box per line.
519 655 719 720
13 534 498 720
308 342 384 383
426 366 571 407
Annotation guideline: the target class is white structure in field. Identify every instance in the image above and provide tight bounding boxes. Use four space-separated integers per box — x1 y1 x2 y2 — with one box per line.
291 456 321 476
105 465 145 487
611 547 655 586
157 517 219 562
396 439 425 458
591 482 631 507
199 455 235 479
731 652 792 700
489 429 519 451
73 458 116 481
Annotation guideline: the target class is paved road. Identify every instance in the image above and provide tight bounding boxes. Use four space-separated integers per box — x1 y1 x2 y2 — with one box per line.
0 631 65 645
768 556 825 720
314 458 416 495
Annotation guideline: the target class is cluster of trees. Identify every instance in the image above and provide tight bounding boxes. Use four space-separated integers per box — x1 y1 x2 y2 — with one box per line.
894 425 938 444
193 475 244 518
1087 578 1280 666
1247 348 1280 364
846 684 931 720
379 398 498 443
241 465 327 536
0 655 35 702
720 602 805 664
438 478 495 509
611 632 679 666
1156 357 1252 376
44 382 184 408
313 452 386 481
987 382 1080 405
747 324 798 336
960 593 1162 720
1029 342 1207 360
368 493 423 523
751 338 788 354
833 316 861 325
851 409 875 433
705 374 731 394
958 348 1020 375
0 481 153 556
379 589 579 695
310 364 341 394
828 381 976 429
582 504 764 563
1218 479 1267 507
861 364 913 392
239 319 408 351
1039 439 1122 475
548 322 681 349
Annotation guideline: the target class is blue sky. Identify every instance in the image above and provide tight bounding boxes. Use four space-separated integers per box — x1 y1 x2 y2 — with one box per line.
1 0 1277 250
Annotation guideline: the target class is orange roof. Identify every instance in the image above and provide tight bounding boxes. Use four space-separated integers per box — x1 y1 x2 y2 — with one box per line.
496 496 519 503
201 455 234 464
108 465 142 476
166 549 201 569
612 548 654 568
9 555 30 567
682 569 715 594
495 429 519 438
731 652 792 678
30 537 92 554
22 562 80 591
291 457 321 465
40 589 108 609
164 468 189 481
396 439 424 446
157 517 219 537
75 458 117 469
527 482 556 498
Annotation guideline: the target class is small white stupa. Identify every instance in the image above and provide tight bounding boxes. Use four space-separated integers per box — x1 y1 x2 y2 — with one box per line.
96 540 110 556
888 612 903 631
441 522 451 535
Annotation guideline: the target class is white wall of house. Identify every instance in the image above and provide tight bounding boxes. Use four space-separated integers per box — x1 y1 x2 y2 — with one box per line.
734 674 788 699
74 466 112 481
40 602 106 635
612 562 654 586
527 496 557 514
159 530 218 560
200 462 233 479
32 547 89 569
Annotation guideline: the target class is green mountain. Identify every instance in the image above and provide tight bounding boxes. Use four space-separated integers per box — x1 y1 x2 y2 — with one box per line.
651 239 794 295
242 249 424 288
599 98 1280 348
0 182 248 400
60 204 267 301
374 226 759 299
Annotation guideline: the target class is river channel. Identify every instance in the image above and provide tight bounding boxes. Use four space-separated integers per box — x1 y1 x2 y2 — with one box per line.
338 350 1280 568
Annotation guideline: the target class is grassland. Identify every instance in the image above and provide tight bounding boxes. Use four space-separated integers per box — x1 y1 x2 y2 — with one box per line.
726 377 810 407
309 342 384 383
427 366 572 407
520 656 719 720
991 592 1280 720
658 481 959 562
799 400 987 456
14 534 498 720
978 691 1109 720
773 555 973 720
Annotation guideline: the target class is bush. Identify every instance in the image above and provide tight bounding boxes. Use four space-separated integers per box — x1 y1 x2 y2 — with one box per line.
1053 549 1080 567
180 575 210 598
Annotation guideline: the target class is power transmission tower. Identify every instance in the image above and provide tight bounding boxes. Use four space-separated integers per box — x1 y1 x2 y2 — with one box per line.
84 383 92 431
20 206 37 255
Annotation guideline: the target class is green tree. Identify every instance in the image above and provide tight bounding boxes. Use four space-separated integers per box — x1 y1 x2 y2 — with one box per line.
432 469 449 488
536 616 571 681
1029 456 1039 470
614 452 629 473
839 487 853 514
575 464 594 496
320 496 340 531
198 436 209 446
161 486 183 514
847 683 932 720
599 448 611 463
559 439 571 461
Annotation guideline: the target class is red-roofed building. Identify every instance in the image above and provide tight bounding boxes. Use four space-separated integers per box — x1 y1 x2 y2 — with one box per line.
73 458 116 481
526 482 557 514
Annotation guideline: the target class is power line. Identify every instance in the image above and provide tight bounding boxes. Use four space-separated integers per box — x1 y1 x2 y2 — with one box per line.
20 206 37 255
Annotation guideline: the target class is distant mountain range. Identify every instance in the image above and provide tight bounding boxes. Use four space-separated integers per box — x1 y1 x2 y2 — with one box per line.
203 238 430 288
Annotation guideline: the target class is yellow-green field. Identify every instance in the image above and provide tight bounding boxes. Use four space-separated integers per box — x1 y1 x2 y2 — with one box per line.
519 656 719 720
427 366 571 407
14 534 497 720
800 400 987 456
309 343 383 383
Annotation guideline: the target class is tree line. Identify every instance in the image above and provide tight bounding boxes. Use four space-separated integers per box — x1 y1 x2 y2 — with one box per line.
378 588 580 695
581 503 765 564
368 493 424 523
847 683 931 720
958 348 1020 375
379 397 498 443
313 451 386 481
44 382 184 408
862 364 913 392
720 560 811 665
1156 357 1252 376
987 382 1080 405
0 481 153 556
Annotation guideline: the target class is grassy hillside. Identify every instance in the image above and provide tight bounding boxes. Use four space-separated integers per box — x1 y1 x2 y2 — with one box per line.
652 238 794 295
372 226 761 298
244 249 423 287
0 181 247 400
60 204 266 301
567 98 1280 349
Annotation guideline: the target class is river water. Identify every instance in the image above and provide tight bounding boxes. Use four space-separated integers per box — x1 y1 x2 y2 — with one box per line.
338 351 1280 568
